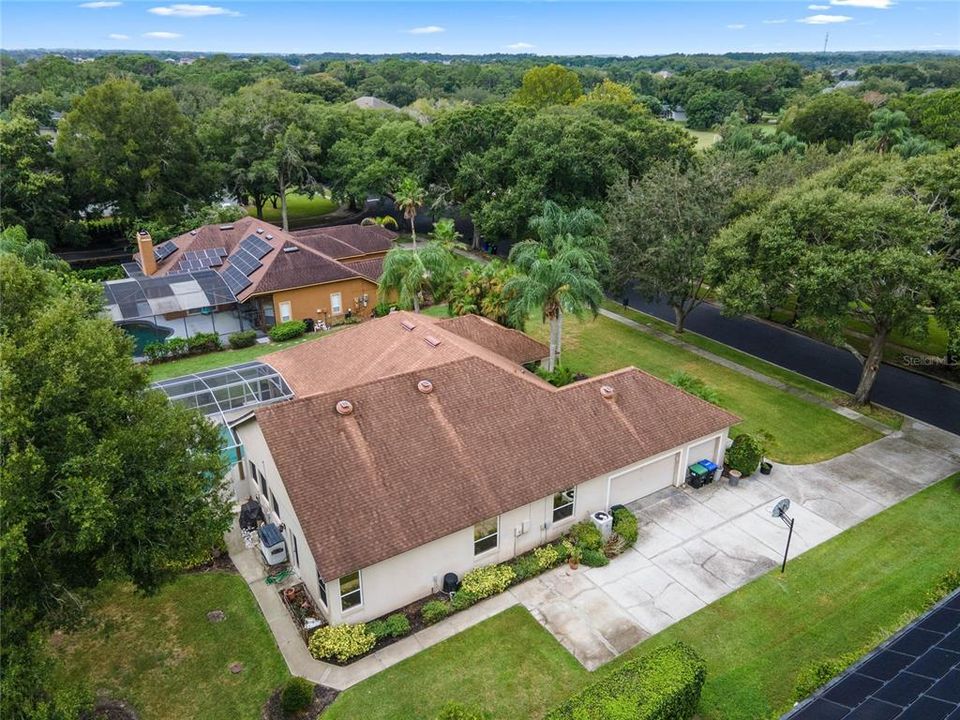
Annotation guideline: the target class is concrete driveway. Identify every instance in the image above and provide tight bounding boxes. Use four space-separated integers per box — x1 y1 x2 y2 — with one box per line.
512 419 960 669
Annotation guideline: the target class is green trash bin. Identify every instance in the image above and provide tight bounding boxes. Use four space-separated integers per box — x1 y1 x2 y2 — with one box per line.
687 463 709 489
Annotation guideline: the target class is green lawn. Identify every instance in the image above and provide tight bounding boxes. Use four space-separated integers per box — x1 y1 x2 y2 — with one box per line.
684 126 721 149
148 332 329 382
526 313 880 463
52 572 288 720
246 191 337 229
603 301 902 430
324 605 589 720
324 474 960 720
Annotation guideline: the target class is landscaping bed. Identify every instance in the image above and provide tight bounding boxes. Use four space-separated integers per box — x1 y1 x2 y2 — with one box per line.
261 682 338 720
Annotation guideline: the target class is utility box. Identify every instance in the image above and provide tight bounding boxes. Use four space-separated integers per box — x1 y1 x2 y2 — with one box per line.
258 523 287 566
591 511 613 540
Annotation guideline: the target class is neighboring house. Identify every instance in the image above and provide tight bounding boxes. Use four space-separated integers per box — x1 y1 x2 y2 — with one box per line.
822 80 863 93
654 70 674 79
104 217 396 349
232 311 738 626
350 95 429 124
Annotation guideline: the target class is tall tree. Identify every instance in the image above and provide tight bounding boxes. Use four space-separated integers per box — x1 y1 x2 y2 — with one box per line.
857 108 913 154
779 92 872 152
514 64 584 108
710 160 952 404
394 176 426 247
0 256 231 717
449 260 524 330
607 155 744 333
505 202 607 370
55 78 210 221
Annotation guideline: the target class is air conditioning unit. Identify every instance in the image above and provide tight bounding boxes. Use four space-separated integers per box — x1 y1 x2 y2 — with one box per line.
257 523 287 566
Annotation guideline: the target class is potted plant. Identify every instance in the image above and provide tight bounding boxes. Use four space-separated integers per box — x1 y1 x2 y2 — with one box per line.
760 459 773 475
568 545 582 570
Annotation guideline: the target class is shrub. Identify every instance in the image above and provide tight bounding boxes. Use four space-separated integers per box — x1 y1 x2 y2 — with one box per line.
546 642 706 720
366 613 411 641
556 540 573 562
535 364 578 388
603 534 628 558
668 371 721 405
435 702 488 720
534 544 561 570
511 554 541 582
926 568 960 608
795 651 859 700
451 590 479 612
307 623 376 663
269 320 307 342
460 564 516 599
73 264 125 282
373 302 395 318
228 330 258 349
568 521 603 551
143 341 166 362
612 508 638 546
280 676 314 715
165 337 189 358
581 548 609 567
187 332 221 354
726 433 764 476
421 600 453 625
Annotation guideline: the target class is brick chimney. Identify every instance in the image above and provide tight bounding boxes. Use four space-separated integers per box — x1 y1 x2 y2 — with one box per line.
137 230 157 275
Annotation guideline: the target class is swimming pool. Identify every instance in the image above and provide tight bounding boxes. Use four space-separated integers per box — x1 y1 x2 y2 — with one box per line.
119 321 173 356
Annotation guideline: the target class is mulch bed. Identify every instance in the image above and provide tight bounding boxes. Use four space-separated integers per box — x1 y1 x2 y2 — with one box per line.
83 698 139 720
261 684 339 720
186 548 237 574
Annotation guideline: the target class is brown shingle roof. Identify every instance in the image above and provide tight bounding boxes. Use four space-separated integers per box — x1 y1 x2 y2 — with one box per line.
251 244 363 296
251 313 738 580
342 256 385 283
437 314 548 365
291 225 395 259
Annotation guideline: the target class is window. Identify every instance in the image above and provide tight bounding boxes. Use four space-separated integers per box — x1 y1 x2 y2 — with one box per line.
317 575 327 607
473 517 498 555
257 465 268 496
553 489 575 523
271 491 279 518
278 300 292 323
291 533 299 568
340 570 362 611
330 292 342 315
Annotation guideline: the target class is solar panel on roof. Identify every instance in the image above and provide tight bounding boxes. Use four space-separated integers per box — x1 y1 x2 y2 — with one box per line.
239 234 273 260
221 265 252 295
153 240 178 261
177 259 205 272
228 248 262 276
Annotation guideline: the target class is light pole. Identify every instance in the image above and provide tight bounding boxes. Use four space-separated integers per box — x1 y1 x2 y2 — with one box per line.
772 498 795 574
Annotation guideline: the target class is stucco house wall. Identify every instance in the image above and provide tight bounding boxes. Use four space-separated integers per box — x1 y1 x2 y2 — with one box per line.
235 420 729 626
263 276 381 327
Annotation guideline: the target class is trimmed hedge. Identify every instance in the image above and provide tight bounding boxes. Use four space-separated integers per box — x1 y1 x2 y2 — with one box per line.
460 564 515 599
228 329 258 349
546 642 706 720
308 623 375 663
143 332 221 362
612 507 639 546
280 676 314 714
726 433 764 477
269 320 307 342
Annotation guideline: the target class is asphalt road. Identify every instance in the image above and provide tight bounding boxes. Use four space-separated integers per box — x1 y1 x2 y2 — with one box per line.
622 293 960 435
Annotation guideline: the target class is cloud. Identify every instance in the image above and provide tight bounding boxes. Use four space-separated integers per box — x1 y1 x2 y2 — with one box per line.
506 42 535 50
143 31 183 38
108 33 130 39
831 0 893 8
726 23 746 29
808 4 830 8
79 1 122 7
408 25 445 34
799 14 853 24
148 4 239 17
762 19 788 24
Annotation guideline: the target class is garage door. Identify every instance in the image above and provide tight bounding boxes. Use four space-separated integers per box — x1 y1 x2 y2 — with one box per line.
688 436 719 465
608 452 679 506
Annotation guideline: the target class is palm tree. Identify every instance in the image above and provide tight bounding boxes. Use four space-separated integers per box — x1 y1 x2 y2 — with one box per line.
361 215 399 229
430 218 461 246
378 242 455 313
857 109 911 155
394 177 426 248
505 237 605 372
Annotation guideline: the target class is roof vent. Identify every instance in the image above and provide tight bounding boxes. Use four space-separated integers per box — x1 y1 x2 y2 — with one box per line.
190 230 198 235
417 379 434 394
219 224 234 231
266 234 274 240
600 385 616 400
256 227 264 234
424 335 441 348
400 319 416 331
283 245 299 253
335 400 354 416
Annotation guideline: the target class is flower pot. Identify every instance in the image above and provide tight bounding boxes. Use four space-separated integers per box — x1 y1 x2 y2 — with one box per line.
728 469 742 487
760 461 773 475
568 558 580 570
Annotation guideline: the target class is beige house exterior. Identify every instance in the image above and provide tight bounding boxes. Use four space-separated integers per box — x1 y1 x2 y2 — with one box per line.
231 312 737 626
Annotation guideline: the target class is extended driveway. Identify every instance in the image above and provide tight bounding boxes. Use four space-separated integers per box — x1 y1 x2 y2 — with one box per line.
513 419 960 669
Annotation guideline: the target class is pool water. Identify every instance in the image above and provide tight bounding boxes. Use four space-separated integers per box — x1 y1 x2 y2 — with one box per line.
120 322 173 356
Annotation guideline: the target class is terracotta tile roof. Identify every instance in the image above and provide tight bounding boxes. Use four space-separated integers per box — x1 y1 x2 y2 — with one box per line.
437 314 548 365
250 312 738 580
291 225 396 259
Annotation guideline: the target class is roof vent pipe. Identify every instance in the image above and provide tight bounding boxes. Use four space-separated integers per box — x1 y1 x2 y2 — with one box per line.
417 380 434 394
335 400 354 416
600 385 616 400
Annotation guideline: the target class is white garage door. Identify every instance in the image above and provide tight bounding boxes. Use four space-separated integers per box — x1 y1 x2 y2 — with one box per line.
688 436 720 466
608 452 679 506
